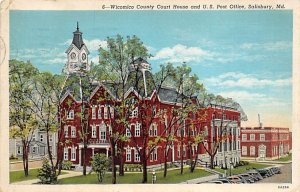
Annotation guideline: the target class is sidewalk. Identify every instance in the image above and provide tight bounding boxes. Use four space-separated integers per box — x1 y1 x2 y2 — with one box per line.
12 170 82 185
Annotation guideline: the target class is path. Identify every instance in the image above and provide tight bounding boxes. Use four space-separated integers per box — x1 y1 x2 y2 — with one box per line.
12 170 82 185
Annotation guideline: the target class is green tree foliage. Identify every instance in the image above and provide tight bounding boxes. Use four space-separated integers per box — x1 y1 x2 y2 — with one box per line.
31 72 64 171
95 35 150 183
37 158 57 184
9 59 39 176
90 153 111 183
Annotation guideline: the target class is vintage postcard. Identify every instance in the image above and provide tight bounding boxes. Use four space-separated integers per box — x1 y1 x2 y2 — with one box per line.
0 0 299 192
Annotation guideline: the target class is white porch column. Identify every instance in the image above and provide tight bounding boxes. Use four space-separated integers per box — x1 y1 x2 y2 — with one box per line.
172 144 175 162
92 148 95 157
79 147 81 165
106 147 109 157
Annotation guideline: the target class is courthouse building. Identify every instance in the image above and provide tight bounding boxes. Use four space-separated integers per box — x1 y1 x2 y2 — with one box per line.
58 24 243 169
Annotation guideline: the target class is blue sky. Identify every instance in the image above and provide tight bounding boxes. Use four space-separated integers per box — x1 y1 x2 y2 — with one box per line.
10 10 292 128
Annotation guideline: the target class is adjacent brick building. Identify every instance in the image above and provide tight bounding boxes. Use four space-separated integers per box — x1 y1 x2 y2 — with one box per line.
240 127 291 160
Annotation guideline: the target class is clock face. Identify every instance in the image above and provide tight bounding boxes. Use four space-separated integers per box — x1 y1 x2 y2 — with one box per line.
71 52 76 59
82 53 87 61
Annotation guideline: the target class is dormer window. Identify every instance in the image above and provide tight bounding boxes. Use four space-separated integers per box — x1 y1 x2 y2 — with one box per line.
152 106 157 117
67 110 74 119
130 107 138 118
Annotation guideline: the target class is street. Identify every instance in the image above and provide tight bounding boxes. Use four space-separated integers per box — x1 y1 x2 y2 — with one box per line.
257 163 292 183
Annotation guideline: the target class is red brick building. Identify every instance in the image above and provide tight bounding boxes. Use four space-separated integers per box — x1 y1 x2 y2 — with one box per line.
240 127 291 160
58 25 243 169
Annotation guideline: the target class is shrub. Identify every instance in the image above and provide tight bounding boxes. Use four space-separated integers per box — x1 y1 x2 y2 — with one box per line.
9 154 18 160
61 160 72 170
37 158 57 184
124 164 142 172
90 153 111 183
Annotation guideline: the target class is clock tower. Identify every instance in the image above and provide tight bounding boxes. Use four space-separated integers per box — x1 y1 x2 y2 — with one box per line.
64 22 90 74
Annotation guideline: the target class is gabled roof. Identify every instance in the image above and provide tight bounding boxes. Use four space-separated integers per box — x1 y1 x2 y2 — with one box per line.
60 74 96 102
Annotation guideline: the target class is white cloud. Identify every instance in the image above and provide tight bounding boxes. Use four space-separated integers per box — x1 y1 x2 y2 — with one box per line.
217 91 265 101
84 39 107 51
205 72 291 88
217 90 288 108
240 41 292 51
48 57 67 64
151 44 213 63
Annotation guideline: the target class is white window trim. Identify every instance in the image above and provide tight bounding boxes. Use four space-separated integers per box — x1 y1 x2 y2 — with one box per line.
67 110 74 120
126 148 131 162
92 125 97 138
250 134 255 141
64 147 69 160
92 106 96 119
99 124 106 140
153 123 157 136
131 107 138 118
242 134 247 141
260 134 265 141
250 146 255 156
104 106 108 119
64 126 69 138
134 148 140 162
135 123 140 137
110 107 114 119
242 146 247 156
126 127 131 137
71 127 76 138
71 146 76 161
153 148 157 161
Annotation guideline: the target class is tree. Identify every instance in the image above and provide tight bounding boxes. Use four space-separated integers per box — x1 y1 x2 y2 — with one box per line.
30 72 64 179
9 59 39 176
96 35 149 183
37 158 57 184
156 63 206 176
200 95 247 169
90 153 111 183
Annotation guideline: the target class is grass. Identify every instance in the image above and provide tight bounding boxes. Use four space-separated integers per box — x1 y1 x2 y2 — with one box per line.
276 153 292 162
58 167 212 184
214 162 271 175
10 168 67 183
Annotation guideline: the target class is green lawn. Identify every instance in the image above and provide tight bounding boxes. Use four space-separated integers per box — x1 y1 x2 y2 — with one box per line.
58 167 212 184
276 154 292 162
215 162 271 175
10 169 66 183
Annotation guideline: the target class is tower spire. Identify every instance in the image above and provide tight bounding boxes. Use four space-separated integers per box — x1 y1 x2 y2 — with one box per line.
77 21 79 31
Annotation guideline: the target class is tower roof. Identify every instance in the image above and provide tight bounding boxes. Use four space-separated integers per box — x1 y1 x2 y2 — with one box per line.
72 22 85 49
